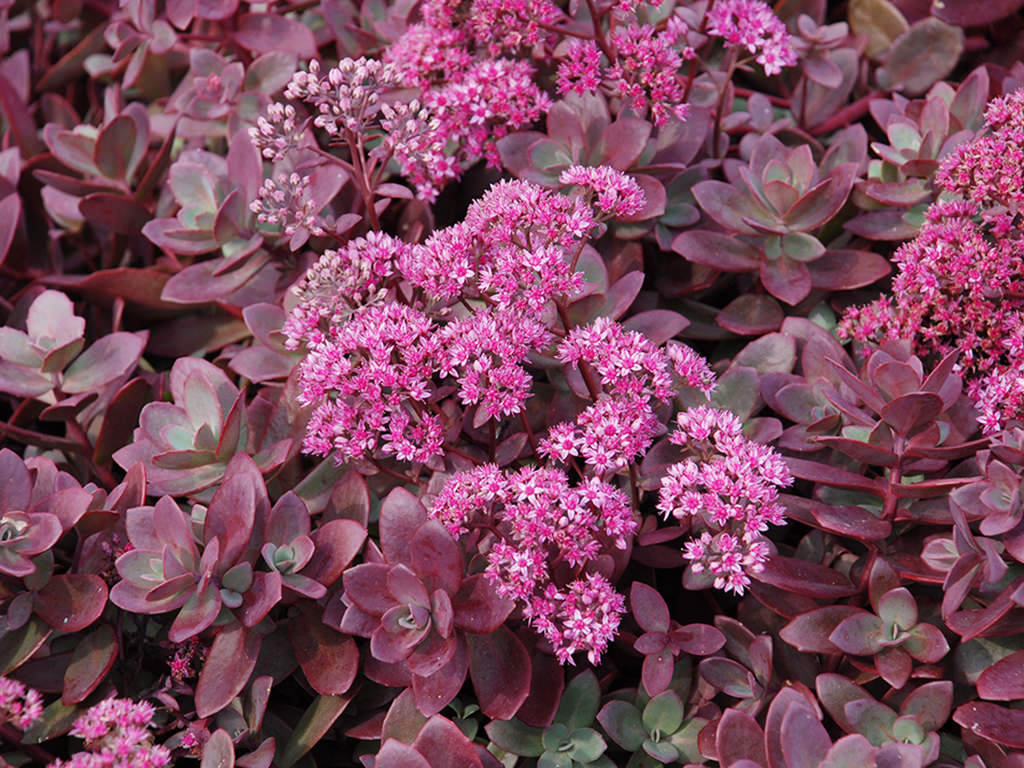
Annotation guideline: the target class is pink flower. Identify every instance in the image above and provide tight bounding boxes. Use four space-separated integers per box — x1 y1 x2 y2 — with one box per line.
660 405 791 595
560 165 647 219
49 698 171 768
429 466 636 664
0 676 42 730
706 0 798 76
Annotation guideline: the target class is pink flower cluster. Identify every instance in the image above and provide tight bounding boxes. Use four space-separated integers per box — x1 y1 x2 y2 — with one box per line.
557 24 692 127
49 698 171 768
546 319 717 474
658 406 792 594
299 302 444 464
284 58 399 136
468 0 559 55
706 0 798 75
937 90 1024 212
289 178 620 465
560 165 647 219
843 90 1024 432
429 465 636 664
0 676 42 730
249 172 325 243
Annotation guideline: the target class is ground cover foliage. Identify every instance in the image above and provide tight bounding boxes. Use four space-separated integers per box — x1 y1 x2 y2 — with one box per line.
2 0 1024 765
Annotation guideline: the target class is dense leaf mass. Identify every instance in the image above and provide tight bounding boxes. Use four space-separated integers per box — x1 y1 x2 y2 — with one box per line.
2 0 1024 766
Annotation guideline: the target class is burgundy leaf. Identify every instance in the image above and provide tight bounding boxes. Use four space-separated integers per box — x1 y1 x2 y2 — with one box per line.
36 574 107 633
195 624 262 718
380 488 428 566
62 623 118 704
466 626 531 720
412 716 485 768
716 709 767 767
953 702 1024 749
630 582 670 633
291 607 359 696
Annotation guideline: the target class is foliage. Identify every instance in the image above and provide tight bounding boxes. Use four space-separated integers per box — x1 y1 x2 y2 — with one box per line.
2 0 1024 766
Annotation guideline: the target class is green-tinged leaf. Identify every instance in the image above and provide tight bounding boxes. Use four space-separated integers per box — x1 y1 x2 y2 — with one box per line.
279 692 355 767
597 701 646 752
20 698 79 744
63 624 118 704
0 615 51 675
486 718 545 757
642 692 684 735
556 670 601 730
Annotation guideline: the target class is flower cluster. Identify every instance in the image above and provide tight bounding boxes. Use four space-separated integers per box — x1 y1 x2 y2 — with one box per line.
468 0 559 55
936 89 1024 212
549 319 716 474
299 302 444 464
559 165 647 219
430 465 636 664
658 406 792 594
249 102 304 162
608 23 692 127
288 178 608 464
283 232 408 348
0 676 42 730
556 23 692 127
843 89 1024 432
49 698 171 768
284 57 400 135
706 0 798 76
249 172 326 241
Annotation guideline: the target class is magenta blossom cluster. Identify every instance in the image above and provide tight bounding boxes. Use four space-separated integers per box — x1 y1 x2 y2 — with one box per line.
560 165 647 219
49 698 171 768
557 23 692 127
430 465 635 664
0 676 42 730
658 406 792 594
937 89 1024 213
546 318 716 474
288 177 640 466
706 0 799 75
843 88 1024 432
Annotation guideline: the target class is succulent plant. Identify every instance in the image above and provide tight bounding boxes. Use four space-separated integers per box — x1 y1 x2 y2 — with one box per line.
630 582 726 696
333 488 524 718
675 132 863 310
598 688 705 766
486 670 613 768
110 453 282 642
781 559 949 689
112 356 292 497
0 290 146 407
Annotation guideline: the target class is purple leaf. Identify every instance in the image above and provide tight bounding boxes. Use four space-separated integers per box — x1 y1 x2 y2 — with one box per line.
716 709 767 767
201 730 235 768
673 230 761 272
233 13 316 58
195 624 262 718
379 488 428 566
290 606 359 696
62 623 118 704
755 554 860 599
631 582 670 633
953 702 1024 750
36 574 108 633
412 716 485 768
761 257 812 306
828 612 884 655
410 521 462 595
780 605 862 653
467 626 531 720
